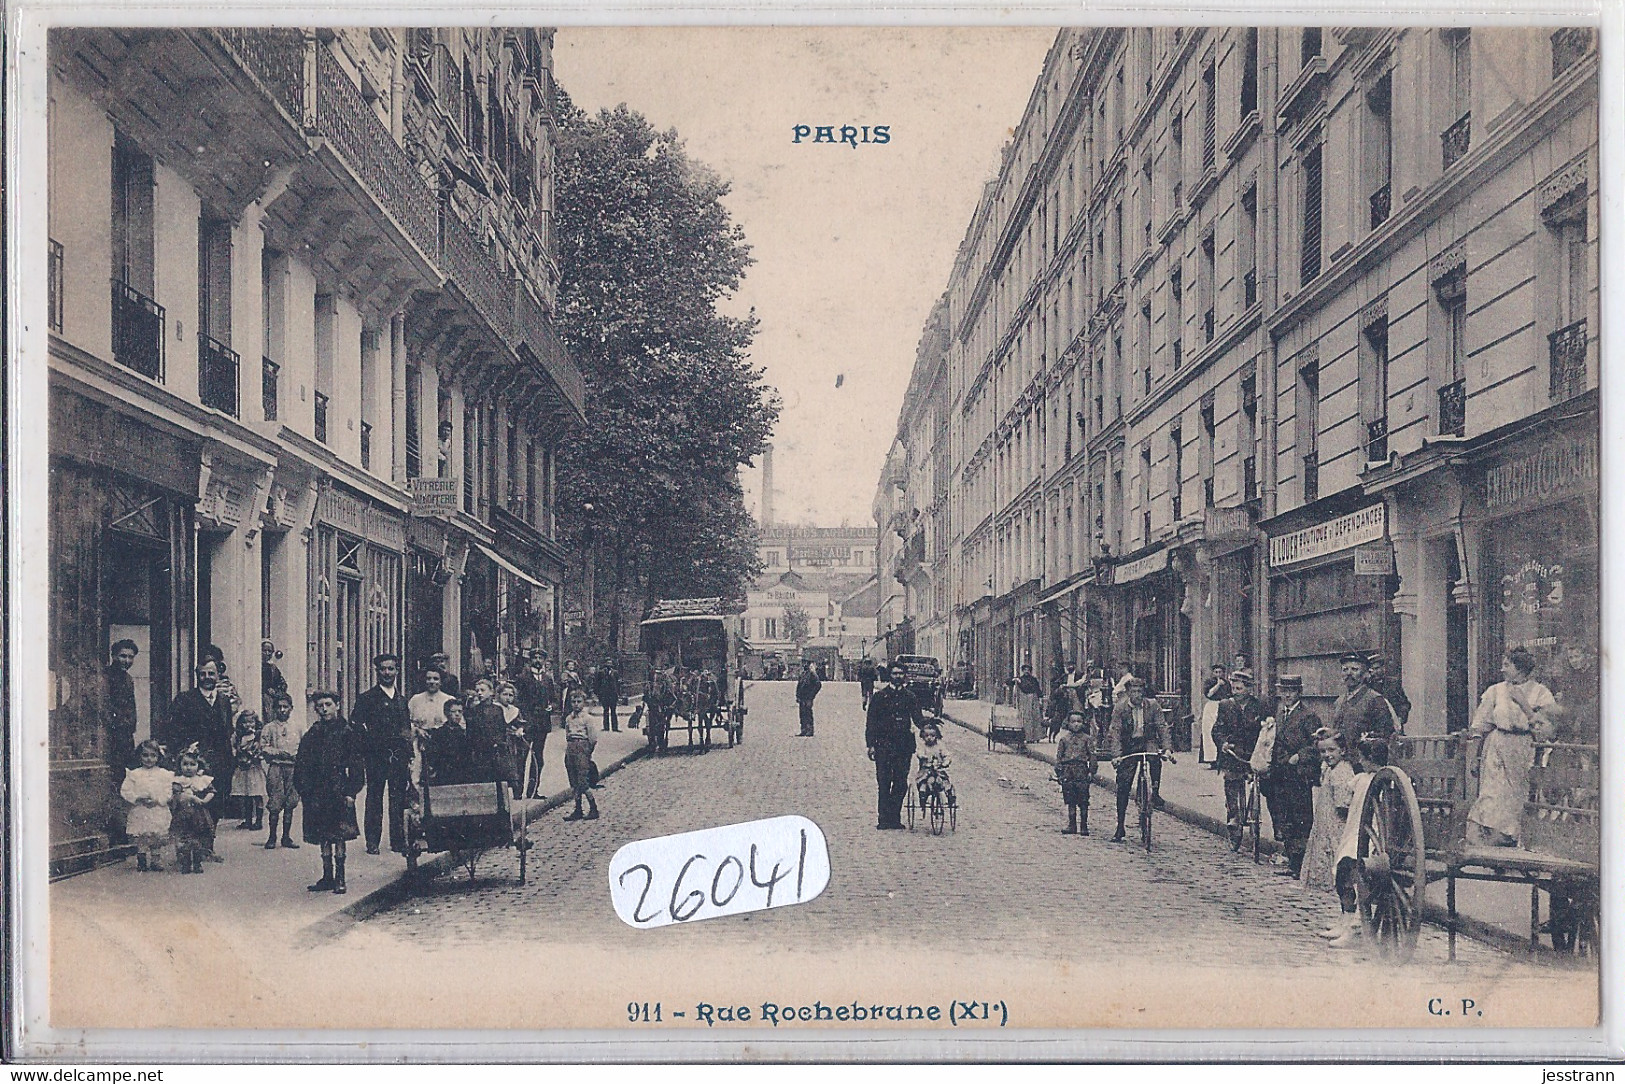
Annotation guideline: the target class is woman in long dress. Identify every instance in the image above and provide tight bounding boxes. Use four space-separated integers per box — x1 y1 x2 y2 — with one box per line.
1465 646 1556 847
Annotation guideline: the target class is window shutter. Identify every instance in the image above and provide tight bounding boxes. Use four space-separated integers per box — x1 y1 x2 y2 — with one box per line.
1301 146 1323 284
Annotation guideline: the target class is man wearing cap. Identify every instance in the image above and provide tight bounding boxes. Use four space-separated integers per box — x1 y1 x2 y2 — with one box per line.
866 665 922 829
1106 675 1171 841
1263 674 1321 877
1331 652 1395 768
1212 668 1264 848
1365 653 1411 733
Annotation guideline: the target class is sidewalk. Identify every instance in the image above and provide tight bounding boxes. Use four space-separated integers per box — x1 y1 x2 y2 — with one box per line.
53 702 651 942
940 697 1541 952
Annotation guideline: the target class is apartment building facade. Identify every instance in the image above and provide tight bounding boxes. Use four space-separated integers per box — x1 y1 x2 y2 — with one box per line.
46 27 584 872
885 24 1597 736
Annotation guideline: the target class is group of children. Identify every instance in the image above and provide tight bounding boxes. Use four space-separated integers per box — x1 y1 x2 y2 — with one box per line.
120 690 305 874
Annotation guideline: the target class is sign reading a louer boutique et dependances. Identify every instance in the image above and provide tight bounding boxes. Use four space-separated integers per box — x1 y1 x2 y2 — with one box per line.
407 476 459 517
1269 503 1387 568
1115 548 1168 583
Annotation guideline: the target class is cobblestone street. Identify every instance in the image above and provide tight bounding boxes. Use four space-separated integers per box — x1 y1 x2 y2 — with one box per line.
366 681 1529 972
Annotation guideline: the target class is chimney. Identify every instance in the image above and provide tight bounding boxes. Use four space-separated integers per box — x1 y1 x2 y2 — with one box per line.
760 444 775 527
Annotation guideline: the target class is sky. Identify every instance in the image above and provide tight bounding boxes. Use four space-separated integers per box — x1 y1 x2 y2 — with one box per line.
554 27 1056 527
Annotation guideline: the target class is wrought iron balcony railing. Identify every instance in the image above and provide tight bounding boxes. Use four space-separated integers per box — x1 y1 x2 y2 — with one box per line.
49 239 63 334
1365 416 1389 462
439 203 513 340
262 357 280 421
1369 182 1392 230
313 44 441 262
198 333 241 417
314 390 329 444
1552 27 1593 79
1549 318 1588 402
111 279 165 381
211 28 306 122
1442 112 1471 170
1438 379 1466 436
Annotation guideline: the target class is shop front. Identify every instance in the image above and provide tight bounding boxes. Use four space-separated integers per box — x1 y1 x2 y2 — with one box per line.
1112 546 1191 748
1466 405 1598 742
308 482 405 709
1264 497 1396 719
48 388 198 874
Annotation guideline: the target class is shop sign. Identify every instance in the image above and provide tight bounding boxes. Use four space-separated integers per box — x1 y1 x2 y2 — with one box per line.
1115 548 1167 584
1269 504 1386 567
408 477 459 517
1483 434 1598 512
1205 505 1254 543
790 543 853 563
1354 540 1395 576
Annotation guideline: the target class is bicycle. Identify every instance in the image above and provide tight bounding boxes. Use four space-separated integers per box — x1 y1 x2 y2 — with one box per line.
1222 745 1264 862
1116 750 1175 851
905 760 957 835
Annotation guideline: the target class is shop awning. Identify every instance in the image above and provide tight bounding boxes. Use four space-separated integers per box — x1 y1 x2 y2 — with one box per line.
1036 571 1095 607
473 541 547 589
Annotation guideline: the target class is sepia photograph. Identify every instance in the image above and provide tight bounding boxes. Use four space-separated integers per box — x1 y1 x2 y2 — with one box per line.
8 14 1610 1054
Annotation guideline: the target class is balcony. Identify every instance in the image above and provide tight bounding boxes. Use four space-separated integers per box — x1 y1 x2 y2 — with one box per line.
1369 183 1392 230
211 28 305 122
262 357 280 421
1552 27 1594 79
111 279 165 381
314 391 329 444
1302 451 1319 502
49 240 63 334
1243 268 1258 309
360 421 373 470
198 334 241 417
438 203 514 342
1438 379 1466 436
1365 417 1389 463
1549 319 1588 402
1442 112 1471 170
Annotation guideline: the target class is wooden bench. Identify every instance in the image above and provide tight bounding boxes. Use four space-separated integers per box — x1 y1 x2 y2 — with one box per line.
1391 734 1600 960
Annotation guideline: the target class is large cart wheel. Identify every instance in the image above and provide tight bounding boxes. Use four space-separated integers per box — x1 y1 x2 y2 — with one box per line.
1354 766 1426 963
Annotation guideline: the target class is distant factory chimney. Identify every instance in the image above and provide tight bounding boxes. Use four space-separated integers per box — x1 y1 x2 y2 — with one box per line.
760 444 775 527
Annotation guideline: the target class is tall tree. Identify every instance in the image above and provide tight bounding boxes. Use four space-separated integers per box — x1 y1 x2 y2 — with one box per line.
553 97 778 654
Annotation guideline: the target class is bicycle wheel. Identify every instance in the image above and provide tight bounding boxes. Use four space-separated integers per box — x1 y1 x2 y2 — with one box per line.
905 786 916 830
1248 779 1263 863
522 746 539 801
1137 765 1153 851
947 788 957 833
929 788 945 836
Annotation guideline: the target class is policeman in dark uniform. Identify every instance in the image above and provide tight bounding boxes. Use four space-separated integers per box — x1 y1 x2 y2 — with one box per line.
865 666 921 830
1330 652 1395 768
1212 668 1264 848
1262 674 1321 877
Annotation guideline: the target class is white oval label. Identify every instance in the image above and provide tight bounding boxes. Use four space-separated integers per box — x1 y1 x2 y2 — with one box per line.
607 815 830 928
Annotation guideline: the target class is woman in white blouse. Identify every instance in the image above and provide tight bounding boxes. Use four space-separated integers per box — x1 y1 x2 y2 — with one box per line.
1465 645 1556 847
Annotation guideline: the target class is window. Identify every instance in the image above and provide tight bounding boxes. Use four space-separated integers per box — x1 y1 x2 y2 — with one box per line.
1301 143 1323 285
1360 313 1391 461
1301 28 1322 68
463 403 477 510
1140 445 1153 543
1442 29 1471 168
1170 426 1184 521
405 364 422 477
197 218 238 418
1240 185 1258 306
1241 374 1258 500
1170 267 1184 370
314 294 336 443
1112 336 1124 419
1552 28 1594 79
764 617 778 640
1298 356 1320 501
1140 301 1153 396
1240 28 1259 117
526 440 538 524
1201 58 1217 173
507 419 520 508
261 248 286 421
1200 400 1216 506
1433 263 1468 435
360 327 380 469
1365 73 1393 229
111 136 155 297
1545 186 1590 402
1200 231 1216 343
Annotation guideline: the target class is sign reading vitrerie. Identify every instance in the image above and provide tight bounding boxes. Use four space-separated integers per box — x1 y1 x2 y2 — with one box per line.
609 816 829 928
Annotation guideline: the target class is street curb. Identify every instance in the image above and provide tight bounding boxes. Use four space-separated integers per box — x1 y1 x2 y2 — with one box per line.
299 742 652 944
938 705 1535 956
937 705 1271 852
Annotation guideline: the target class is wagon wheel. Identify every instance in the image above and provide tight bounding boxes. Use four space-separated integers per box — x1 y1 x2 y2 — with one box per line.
1354 766 1425 963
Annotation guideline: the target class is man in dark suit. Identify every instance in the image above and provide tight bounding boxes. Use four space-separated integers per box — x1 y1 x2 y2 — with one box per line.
515 652 557 793
105 639 140 773
795 659 823 737
1106 676 1171 842
1212 667 1264 848
865 666 920 829
1330 652 1396 768
595 660 621 732
1262 674 1321 877
352 653 412 855
162 657 235 851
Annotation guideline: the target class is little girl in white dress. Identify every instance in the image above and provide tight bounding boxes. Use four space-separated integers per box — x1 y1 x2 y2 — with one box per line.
121 739 173 872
